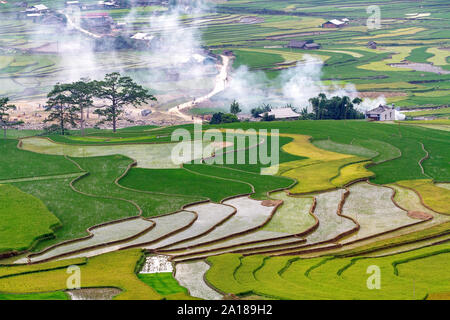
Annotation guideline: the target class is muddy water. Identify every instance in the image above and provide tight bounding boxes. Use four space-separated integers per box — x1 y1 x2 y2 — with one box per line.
140 255 173 273
390 62 450 74
66 288 122 300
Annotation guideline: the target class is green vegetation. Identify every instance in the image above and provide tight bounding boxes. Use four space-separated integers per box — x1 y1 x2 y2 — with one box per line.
206 242 450 299
0 291 69 300
184 164 294 199
406 47 435 64
0 0 449 300
138 273 189 296
210 112 239 124
396 179 450 215
0 250 163 299
0 184 61 254
120 167 251 203
0 139 81 180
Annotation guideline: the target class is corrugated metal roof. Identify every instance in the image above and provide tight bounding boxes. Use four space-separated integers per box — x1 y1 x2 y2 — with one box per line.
328 19 345 25
265 108 300 119
366 105 392 114
33 4 48 10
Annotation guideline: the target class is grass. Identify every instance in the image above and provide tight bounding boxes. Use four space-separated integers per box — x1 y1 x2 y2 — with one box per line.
426 47 450 66
138 273 189 296
406 47 434 64
71 155 196 217
206 242 450 300
396 179 450 215
0 249 169 300
358 47 415 72
331 161 374 187
232 49 284 70
183 164 294 199
312 139 378 159
0 139 81 180
280 134 351 162
11 154 196 251
0 184 61 254
12 177 137 252
283 156 366 194
0 291 69 300
169 121 450 186
119 167 250 203
19 136 200 169
405 108 450 117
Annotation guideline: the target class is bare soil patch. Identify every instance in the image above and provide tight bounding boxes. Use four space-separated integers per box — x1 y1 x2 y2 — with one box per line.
407 211 433 220
261 199 283 207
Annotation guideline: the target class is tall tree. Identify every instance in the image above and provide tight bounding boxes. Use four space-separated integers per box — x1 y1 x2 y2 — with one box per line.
308 93 364 120
93 72 156 132
44 87 79 135
0 98 18 139
62 80 95 136
230 100 241 115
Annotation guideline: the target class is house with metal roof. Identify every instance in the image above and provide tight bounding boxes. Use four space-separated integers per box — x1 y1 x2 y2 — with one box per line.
365 105 395 121
260 108 300 120
287 40 321 50
322 19 346 28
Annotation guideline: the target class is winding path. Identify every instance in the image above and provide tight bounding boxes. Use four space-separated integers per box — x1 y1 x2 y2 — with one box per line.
168 55 232 123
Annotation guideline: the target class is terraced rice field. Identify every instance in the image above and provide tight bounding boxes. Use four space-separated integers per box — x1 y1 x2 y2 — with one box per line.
20 137 228 169
0 0 449 300
206 242 450 299
0 118 449 300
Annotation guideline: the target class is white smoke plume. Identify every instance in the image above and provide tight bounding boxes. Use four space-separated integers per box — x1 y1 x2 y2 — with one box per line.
221 54 391 115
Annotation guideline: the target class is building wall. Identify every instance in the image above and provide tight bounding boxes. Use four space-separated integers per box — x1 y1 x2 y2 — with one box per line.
322 23 339 28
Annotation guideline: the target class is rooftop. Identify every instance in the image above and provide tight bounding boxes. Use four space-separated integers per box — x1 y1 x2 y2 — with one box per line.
265 108 300 119
327 19 346 26
33 4 48 10
366 105 393 114
131 32 154 40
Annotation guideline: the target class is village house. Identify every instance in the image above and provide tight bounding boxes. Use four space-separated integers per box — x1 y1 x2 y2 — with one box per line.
98 0 118 9
304 43 321 50
130 32 155 48
131 32 155 41
367 41 377 49
365 105 396 121
322 19 348 28
26 4 49 13
81 12 114 33
260 108 300 120
23 3 49 19
287 40 307 49
287 40 321 50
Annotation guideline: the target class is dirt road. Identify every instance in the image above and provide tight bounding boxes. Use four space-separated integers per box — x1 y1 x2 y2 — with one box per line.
63 11 102 39
168 55 232 123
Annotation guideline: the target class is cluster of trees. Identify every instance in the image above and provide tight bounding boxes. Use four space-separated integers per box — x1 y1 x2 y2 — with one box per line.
209 100 241 124
43 72 156 135
306 94 364 120
250 104 271 118
0 98 22 139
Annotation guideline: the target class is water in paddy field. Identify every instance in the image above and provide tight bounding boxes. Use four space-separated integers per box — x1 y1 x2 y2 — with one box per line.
140 255 173 274
66 288 122 300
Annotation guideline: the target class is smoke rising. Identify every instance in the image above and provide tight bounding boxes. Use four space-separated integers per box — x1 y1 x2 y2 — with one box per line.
220 54 390 115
